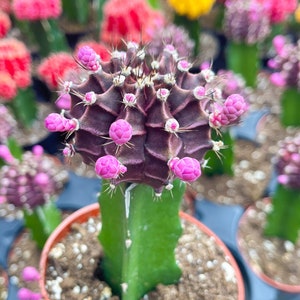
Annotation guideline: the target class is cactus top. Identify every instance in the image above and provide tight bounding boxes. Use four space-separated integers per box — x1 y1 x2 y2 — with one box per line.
45 43 247 194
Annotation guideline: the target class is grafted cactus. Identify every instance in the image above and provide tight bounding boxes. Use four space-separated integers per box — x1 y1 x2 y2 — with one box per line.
0 144 68 248
45 42 246 299
264 134 300 243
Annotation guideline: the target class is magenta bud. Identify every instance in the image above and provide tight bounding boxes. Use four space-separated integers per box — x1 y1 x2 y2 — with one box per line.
109 119 133 146
273 35 286 55
277 174 289 185
17 287 41 300
55 93 71 110
95 155 127 179
0 145 14 164
34 173 50 187
270 72 286 87
44 113 78 132
77 46 101 72
22 266 40 282
169 157 201 182
32 145 44 157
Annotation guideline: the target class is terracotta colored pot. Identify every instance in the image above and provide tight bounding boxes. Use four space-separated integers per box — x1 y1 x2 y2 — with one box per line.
40 203 245 299
0 268 8 299
237 199 300 294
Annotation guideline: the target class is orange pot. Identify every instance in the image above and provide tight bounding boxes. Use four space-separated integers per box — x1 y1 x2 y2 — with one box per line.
40 203 245 299
237 199 300 294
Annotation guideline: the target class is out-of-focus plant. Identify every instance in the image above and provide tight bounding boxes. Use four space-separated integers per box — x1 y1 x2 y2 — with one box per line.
0 144 69 248
11 0 69 57
264 134 300 244
268 35 300 127
223 0 271 87
0 38 38 127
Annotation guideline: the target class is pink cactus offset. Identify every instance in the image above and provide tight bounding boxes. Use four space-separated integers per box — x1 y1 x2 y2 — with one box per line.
109 119 133 146
95 155 127 179
77 46 102 72
44 113 78 132
45 43 247 193
209 94 248 128
12 0 62 20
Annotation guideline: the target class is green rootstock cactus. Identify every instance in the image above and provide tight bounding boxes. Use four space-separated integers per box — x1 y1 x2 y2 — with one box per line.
45 42 247 299
264 134 300 244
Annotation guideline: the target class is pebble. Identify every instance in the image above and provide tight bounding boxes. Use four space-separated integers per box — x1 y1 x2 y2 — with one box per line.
221 262 236 283
49 243 65 259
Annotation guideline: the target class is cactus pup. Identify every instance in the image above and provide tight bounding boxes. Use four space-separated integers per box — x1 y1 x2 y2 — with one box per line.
45 42 246 299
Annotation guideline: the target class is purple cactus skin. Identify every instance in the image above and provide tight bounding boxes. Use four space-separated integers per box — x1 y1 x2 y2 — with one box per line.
0 145 68 209
45 43 246 194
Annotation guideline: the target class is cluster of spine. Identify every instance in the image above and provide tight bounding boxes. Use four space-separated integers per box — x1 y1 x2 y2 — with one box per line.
0 145 68 209
0 104 16 143
100 0 165 47
223 0 271 44
147 24 195 59
275 134 300 190
268 35 300 89
45 43 247 194
0 38 31 94
12 0 62 20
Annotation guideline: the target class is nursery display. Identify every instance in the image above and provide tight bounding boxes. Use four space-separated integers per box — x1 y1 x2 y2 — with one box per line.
237 133 300 293
0 0 300 299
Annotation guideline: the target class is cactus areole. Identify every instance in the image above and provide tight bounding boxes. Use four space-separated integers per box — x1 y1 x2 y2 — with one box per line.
44 42 246 299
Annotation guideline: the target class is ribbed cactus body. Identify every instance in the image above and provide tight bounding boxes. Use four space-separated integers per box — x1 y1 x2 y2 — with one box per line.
45 42 247 194
57 44 214 193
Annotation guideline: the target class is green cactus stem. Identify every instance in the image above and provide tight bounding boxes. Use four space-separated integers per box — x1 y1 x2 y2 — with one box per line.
8 87 38 128
19 19 69 57
264 184 300 244
226 41 260 88
280 87 300 127
23 200 62 249
61 0 90 25
203 129 234 176
98 179 185 299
